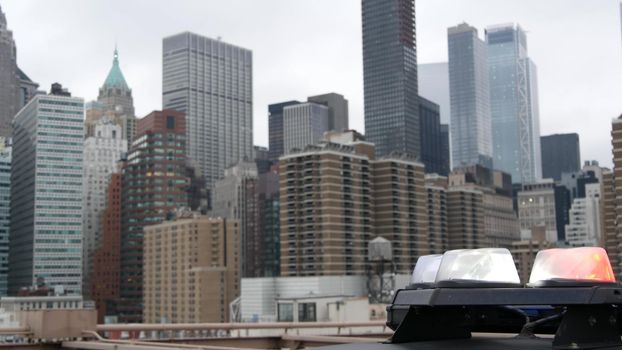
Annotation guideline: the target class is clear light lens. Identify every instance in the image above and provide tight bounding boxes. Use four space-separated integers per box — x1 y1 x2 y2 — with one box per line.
529 247 616 284
411 254 442 284
435 248 521 284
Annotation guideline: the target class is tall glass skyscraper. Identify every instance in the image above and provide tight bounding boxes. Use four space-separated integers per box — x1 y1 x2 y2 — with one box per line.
448 23 493 169
362 0 419 158
163 32 253 189
487 24 541 184
9 85 84 295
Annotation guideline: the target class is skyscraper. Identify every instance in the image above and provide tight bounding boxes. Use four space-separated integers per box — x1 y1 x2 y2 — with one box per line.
86 49 137 146
9 84 84 295
307 93 349 132
419 97 450 176
163 32 253 189
268 101 301 162
487 24 542 184
418 62 450 125
0 140 10 296
541 133 581 181
362 0 419 158
448 23 492 169
82 118 127 297
283 102 329 154
0 5 18 138
211 161 258 278
119 110 190 322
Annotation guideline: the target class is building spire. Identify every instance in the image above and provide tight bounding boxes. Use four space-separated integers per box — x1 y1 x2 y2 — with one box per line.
102 45 129 90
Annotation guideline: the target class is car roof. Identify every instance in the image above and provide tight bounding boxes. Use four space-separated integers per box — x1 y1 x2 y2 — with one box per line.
315 337 622 350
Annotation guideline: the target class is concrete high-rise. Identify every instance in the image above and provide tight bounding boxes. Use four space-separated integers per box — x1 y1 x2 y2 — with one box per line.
565 183 603 247
279 132 428 276
9 85 84 295
144 216 240 323
606 117 622 278
448 23 492 169
448 165 520 248
0 140 10 296
0 5 39 138
424 175 448 254
418 62 450 125
268 101 301 162
283 102 329 154
541 133 581 181
517 181 558 242
211 162 258 278
419 97 450 176
86 49 137 146
119 110 190 322
82 118 127 297
91 172 122 323
0 5 18 138
280 141 375 276
163 32 253 188
256 167 280 277
307 93 349 132
487 24 542 184
362 0 419 158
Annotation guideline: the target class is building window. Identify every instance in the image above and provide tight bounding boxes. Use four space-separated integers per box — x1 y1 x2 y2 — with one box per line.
277 303 293 322
166 116 175 129
298 302 316 322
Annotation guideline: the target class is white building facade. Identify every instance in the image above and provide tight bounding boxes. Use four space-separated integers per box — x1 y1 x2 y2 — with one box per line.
283 102 329 154
565 183 602 247
82 117 127 295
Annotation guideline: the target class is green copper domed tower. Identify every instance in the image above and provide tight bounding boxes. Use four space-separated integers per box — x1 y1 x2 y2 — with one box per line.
91 47 137 145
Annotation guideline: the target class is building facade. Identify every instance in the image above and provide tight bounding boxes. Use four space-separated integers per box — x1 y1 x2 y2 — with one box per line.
211 162 258 278
90 172 122 323
565 183 603 247
268 101 301 162
82 118 127 297
0 5 19 138
0 141 10 296
279 134 428 276
279 142 374 277
119 110 190 322
517 181 558 242
610 117 622 279
163 32 253 189
372 156 428 273
447 165 519 248
283 102 329 154
307 93 349 132
602 170 618 277
448 23 492 169
362 0 419 158
86 49 137 146
419 96 450 176
9 86 84 295
424 175 448 254
256 168 280 277
487 24 542 184
418 62 450 125
446 188 485 249
541 133 581 181
143 216 240 323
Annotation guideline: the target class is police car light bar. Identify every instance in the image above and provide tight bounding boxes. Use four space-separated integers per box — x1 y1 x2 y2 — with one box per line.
434 248 521 287
528 246 616 287
410 254 442 286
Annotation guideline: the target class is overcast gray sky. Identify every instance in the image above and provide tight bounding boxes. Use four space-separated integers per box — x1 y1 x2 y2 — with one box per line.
4 0 621 167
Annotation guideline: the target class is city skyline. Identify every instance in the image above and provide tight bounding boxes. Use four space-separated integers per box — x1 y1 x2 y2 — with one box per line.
4 0 621 168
